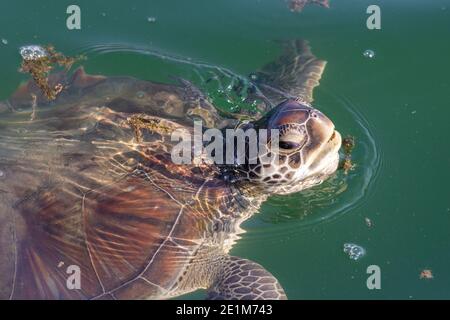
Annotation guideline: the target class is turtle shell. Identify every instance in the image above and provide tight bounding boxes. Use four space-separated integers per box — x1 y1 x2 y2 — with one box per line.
0 69 243 299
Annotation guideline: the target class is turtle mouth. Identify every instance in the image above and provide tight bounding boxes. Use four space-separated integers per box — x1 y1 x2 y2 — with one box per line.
317 130 341 175
328 131 336 143
326 130 341 150
303 129 341 175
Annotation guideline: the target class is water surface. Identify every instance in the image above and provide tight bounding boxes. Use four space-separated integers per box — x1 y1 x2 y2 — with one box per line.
0 0 449 299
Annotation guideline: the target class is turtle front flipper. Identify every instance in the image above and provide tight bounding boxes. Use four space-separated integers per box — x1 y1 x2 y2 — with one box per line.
206 256 287 300
251 39 327 108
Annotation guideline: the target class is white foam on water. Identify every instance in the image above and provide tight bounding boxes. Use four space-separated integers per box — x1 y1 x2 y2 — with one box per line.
19 45 48 60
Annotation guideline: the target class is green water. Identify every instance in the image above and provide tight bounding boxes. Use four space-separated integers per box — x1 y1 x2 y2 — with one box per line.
1 0 449 299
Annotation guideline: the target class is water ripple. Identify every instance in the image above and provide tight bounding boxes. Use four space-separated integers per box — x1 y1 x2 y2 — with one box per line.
243 88 382 242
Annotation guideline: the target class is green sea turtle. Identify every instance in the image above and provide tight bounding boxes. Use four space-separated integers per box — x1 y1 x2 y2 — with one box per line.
0 40 341 300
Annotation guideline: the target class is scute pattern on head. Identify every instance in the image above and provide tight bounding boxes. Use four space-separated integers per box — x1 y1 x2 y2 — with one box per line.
233 99 341 195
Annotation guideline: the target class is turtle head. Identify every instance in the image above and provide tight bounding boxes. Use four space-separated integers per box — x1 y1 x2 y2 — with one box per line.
241 99 341 195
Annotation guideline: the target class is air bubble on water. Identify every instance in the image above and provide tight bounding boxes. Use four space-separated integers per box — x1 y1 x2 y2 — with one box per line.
230 105 240 113
343 243 366 260
1 38 8 45
20 45 48 60
363 49 375 59
249 73 258 81
147 16 157 23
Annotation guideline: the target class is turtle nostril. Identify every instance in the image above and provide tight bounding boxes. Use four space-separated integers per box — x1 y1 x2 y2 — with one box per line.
310 111 319 118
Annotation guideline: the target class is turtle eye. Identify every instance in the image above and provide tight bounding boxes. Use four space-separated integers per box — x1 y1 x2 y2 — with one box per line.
279 141 301 150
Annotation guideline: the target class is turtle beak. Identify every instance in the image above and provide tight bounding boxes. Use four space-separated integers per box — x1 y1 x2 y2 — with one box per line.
331 130 342 156
327 130 342 151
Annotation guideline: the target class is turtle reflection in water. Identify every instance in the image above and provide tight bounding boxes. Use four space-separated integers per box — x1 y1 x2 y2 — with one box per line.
0 40 342 300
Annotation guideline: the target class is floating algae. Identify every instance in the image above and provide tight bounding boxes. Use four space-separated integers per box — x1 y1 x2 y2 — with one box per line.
420 269 434 279
340 135 356 174
126 114 177 143
19 45 84 100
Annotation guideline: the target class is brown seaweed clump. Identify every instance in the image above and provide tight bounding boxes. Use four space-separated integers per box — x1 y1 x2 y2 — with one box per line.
19 45 84 100
340 135 356 174
126 114 176 143
420 269 433 279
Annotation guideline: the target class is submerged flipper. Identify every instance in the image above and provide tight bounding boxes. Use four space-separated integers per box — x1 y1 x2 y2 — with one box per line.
251 39 327 107
207 256 287 300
